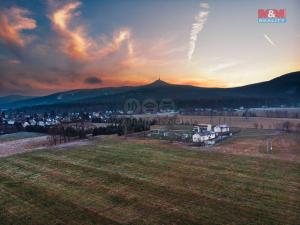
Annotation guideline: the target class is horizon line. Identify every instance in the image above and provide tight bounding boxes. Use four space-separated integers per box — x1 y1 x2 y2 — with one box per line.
0 70 299 97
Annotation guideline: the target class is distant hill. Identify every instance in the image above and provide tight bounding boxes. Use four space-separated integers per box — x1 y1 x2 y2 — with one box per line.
0 95 34 106
1 71 299 111
0 87 132 109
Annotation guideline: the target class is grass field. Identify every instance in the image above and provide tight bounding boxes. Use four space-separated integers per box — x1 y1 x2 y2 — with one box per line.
212 129 300 162
0 136 299 225
0 132 45 143
137 115 300 131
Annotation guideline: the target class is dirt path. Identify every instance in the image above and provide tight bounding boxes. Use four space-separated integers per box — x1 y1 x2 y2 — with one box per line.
0 136 49 158
0 136 93 158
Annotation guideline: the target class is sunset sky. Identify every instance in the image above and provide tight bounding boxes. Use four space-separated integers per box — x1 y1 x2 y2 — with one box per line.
0 0 299 96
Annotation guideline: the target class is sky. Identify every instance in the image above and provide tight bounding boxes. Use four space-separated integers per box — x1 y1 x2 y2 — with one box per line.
0 0 299 96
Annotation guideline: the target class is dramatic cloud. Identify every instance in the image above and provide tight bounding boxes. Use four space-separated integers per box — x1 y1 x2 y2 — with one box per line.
187 3 209 62
49 1 133 61
264 34 276 47
49 1 90 60
98 29 133 58
0 7 36 48
1 1 297 96
0 1 138 96
84 76 102 85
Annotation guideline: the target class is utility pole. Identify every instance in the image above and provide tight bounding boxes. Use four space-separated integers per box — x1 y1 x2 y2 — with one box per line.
266 138 273 153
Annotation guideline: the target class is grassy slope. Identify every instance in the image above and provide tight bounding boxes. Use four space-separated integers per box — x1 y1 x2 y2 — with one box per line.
0 137 299 225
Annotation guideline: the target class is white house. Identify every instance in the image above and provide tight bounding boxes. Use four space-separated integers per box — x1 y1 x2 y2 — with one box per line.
193 124 212 133
22 122 30 128
29 119 36 126
192 131 216 143
214 124 230 134
192 133 205 143
7 120 15 125
37 121 45 127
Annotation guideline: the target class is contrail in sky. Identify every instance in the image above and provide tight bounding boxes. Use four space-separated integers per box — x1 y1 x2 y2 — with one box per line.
264 34 276 47
188 3 209 62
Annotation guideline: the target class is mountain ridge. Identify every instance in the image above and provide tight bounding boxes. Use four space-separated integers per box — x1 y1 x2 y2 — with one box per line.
1 71 299 110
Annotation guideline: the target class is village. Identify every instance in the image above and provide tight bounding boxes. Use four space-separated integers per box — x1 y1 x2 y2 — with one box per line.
2 107 300 147
0 110 115 134
0 106 236 147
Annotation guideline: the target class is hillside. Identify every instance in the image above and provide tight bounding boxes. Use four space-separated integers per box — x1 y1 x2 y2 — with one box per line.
0 95 34 106
0 86 133 110
1 71 299 110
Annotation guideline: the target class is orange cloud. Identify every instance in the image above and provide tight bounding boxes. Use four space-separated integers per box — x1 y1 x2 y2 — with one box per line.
98 29 133 58
0 7 36 48
49 1 133 61
50 1 90 59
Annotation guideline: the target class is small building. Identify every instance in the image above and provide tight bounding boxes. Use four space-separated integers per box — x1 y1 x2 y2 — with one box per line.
193 124 212 133
22 122 30 128
214 124 230 134
163 131 171 137
29 119 37 126
37 121 45 127
7 120 15 125
181 133 190 139
150 128 166 136
192 131 215 143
